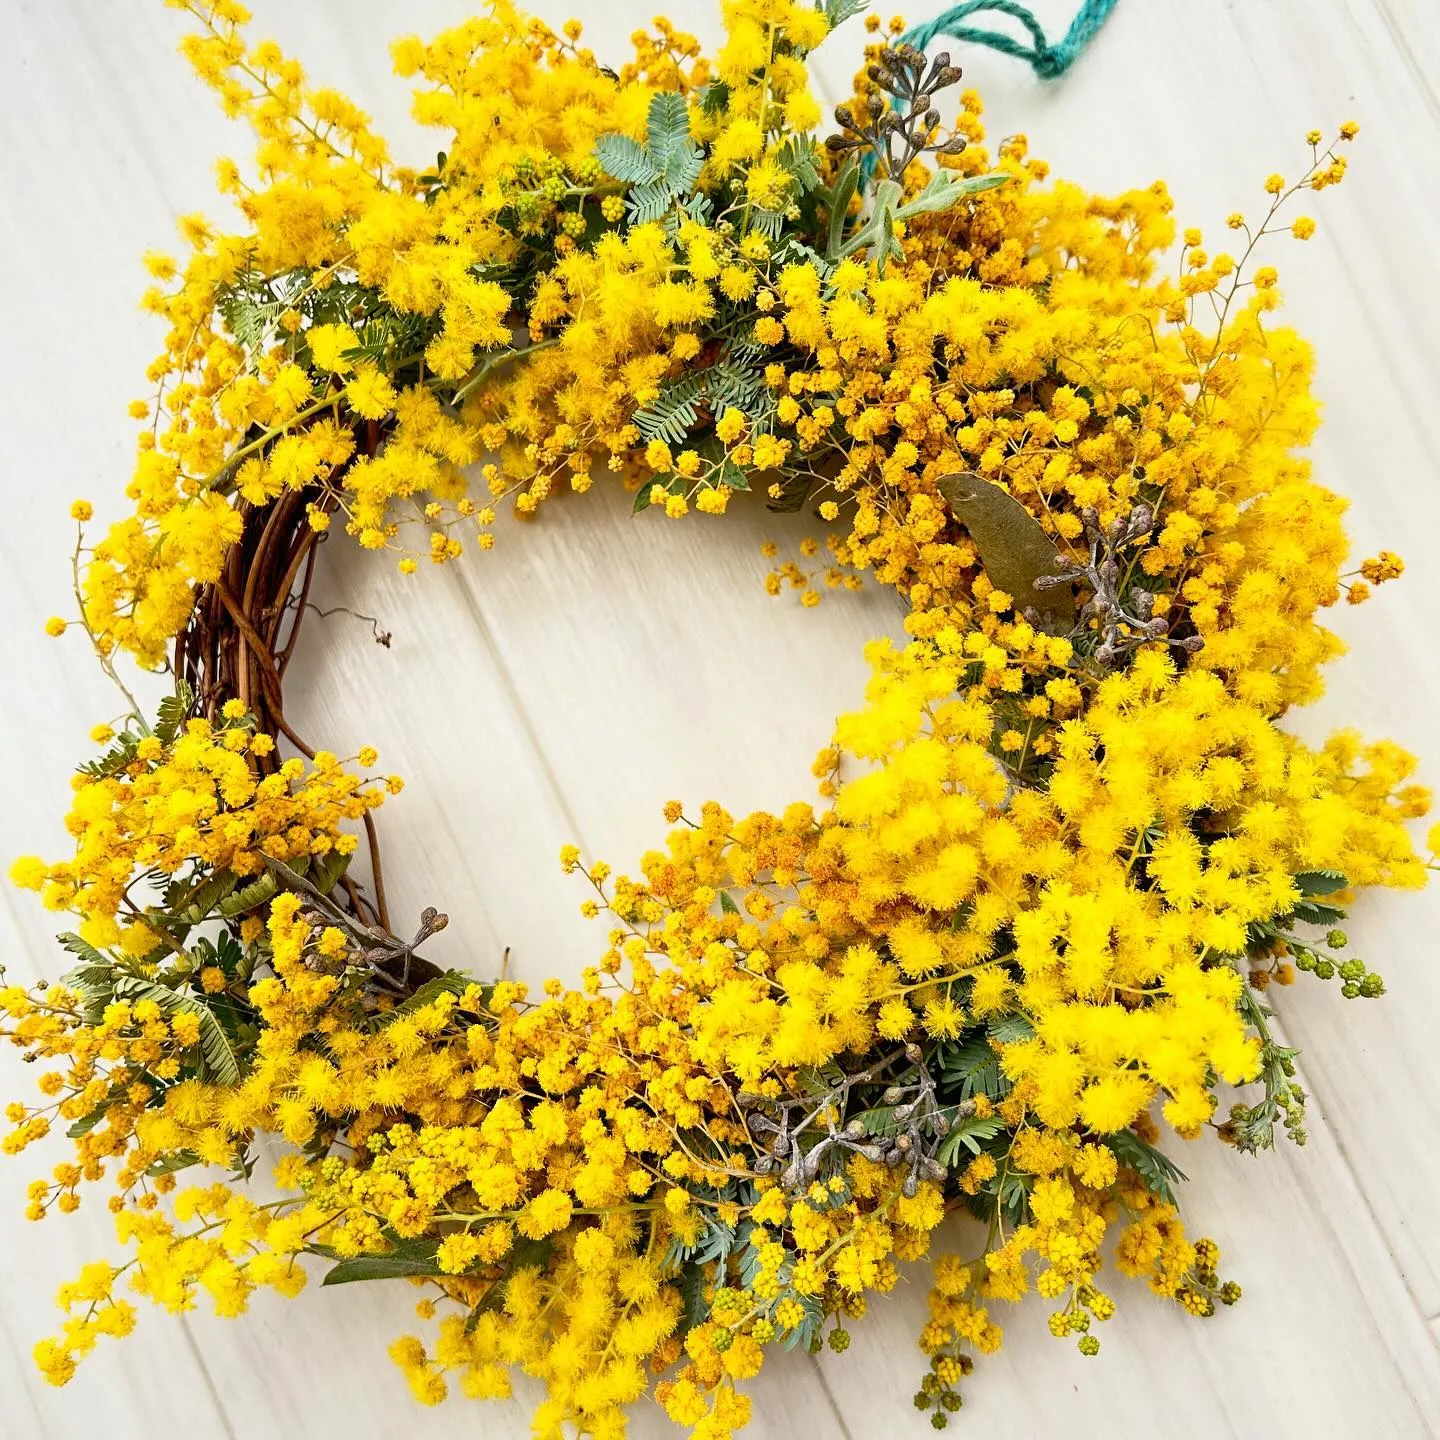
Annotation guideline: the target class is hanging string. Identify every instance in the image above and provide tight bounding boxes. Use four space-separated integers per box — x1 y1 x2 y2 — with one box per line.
851 2 1119 182
901 0 1119 81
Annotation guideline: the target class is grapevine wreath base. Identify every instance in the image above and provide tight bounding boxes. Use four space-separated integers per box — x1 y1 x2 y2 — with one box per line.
3 2 1433 1437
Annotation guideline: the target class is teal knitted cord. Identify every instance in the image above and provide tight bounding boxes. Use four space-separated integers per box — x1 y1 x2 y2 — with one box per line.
901 1 1119 81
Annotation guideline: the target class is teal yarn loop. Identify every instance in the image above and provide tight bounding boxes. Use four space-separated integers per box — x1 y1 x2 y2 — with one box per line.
853 2 1119 182
900 0 1119 81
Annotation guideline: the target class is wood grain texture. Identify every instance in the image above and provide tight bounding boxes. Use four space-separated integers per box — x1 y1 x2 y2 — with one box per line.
2 1 1439 1436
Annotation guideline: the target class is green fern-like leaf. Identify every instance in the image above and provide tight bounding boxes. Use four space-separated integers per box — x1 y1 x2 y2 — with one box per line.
308 849 352 897
378 970 484 1026
1292 898 1347 927
935 1113 1005 1167
665 141 703 195
146 1150 202 1178
632 375 704 446
939 1038 1008 1102
594 132 661 184
626 178 674 226
180 995 243 1085
644 92 691 167
707 358 766 415
676 1260 712 1339
1295 870 1347 897
986 1012 1035 1045
342 312 434 368
217 290 290 358
78 731 142 780
58 931 113 977
154 682 196 746
67 1100 115 1140
775 136 820 194
1103 1128 1187 1206
219 870 280 918
855 1105 902 1138
790 1061 846 1098
826 0 869 27
175 869 240 926
699 80 731 117
112 977 242 1085
749 207 785 241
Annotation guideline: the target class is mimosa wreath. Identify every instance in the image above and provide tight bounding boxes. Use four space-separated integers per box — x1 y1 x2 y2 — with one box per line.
4 2 1430 1436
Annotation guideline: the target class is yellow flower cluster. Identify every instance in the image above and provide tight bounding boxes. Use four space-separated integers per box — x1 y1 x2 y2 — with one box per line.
82 0 835 664
10 707 386 949
5 2 1433 1437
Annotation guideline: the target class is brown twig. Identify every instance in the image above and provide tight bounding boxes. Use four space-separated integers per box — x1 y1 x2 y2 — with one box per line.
172 420 392 935
362 809 390 932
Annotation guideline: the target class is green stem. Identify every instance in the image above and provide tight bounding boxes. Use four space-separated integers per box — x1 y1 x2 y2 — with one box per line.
451 337 561 406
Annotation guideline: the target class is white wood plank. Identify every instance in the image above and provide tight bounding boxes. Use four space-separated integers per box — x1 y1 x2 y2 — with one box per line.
1 1 1438 1437
1370 0 1440 93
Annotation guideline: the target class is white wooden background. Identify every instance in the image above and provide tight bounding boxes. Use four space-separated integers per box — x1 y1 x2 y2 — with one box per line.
2 1 1439 1436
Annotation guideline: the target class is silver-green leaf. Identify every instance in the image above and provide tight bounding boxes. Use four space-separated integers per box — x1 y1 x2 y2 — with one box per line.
894 169 1011 221
937 472 1076 625
594 132 661 185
